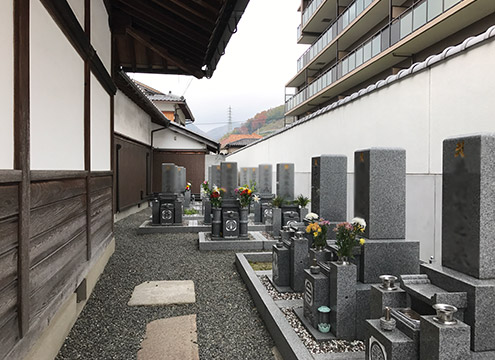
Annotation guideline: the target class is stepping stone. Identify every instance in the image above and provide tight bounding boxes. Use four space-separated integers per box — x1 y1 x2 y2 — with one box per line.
128 280 195 306
137 315 199 360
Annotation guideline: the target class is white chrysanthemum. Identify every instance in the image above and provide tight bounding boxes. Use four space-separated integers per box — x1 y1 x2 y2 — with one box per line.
305 212 319 221
253 194 260 203
351 217 366 229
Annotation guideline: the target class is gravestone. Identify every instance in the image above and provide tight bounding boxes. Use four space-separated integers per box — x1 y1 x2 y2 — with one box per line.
220 162 238 198
161 163 178 194
276 163 294 201
353 148 419 283
311 155 347 222
239 167 257 187
258 164 273 196
442 134 495 279
177 166 186 193
210 164 221 187
354 148 405 239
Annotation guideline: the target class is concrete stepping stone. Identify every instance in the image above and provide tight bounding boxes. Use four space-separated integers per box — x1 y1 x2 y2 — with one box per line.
128 280 195 306
137 315 199 360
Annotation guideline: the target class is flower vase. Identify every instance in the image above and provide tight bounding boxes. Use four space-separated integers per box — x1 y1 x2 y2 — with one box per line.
337 255 350 265
211 207 222 237
239 206 249 237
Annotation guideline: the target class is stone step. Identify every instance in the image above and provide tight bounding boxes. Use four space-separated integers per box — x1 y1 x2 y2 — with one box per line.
401 279 467 309
137 315 199 360
400 274 430 285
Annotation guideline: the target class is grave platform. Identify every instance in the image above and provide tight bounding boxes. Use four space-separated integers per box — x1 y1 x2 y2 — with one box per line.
199 231 276 251
235 251 366 360
138 220 268 235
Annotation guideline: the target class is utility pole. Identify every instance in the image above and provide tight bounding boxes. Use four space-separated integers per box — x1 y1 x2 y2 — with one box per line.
228 106 232 133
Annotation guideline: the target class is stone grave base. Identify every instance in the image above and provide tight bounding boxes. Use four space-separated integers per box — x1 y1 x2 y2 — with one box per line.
199 232 276 251
138 219 268 235
294 307 336 342
235 252 365 360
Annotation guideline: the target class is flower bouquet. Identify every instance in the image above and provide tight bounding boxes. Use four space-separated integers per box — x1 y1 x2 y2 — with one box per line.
306 218 330 249
210 186 225 208
235 185 256 207
185 182 191 191
333 217 366 261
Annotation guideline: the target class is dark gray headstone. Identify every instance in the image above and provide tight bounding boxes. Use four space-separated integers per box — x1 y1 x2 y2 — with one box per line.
276 163 294 201
220 162 238 198
442 134 495 279
210 164 221 187
311 155 347 221
303 270 330 330
354 148 406 240
289 233 309 292
177 166 186 193
161 163 178 194
258 164 273 196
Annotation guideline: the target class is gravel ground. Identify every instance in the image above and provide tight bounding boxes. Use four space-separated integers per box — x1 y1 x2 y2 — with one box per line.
56 208 275 360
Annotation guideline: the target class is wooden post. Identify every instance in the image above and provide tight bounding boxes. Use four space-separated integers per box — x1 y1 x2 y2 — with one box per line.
84 0 92 261
14 0 31 337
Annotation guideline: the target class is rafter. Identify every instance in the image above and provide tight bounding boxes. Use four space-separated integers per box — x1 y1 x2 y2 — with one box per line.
149 0 214 33
126 27 205 78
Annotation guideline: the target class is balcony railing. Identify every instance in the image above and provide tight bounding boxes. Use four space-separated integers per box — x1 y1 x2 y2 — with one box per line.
302 0 324 27
297 0 374 72
286 0 462 113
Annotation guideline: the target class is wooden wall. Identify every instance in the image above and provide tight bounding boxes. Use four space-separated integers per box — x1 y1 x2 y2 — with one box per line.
152 150 205 194
115 135 151 211
0 171 113 360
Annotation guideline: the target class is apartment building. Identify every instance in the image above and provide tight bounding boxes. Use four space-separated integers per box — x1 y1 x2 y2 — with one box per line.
285 0 495 118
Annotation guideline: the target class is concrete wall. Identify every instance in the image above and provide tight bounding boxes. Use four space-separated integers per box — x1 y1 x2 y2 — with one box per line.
114 90 151 145
228 36 495 263
30 0 85 170
0 0 14 169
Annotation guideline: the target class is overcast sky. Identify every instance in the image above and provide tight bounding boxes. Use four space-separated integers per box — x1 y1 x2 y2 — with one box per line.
130 0 307 131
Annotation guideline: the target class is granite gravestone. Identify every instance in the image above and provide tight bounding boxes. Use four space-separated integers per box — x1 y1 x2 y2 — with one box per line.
177 166 186 193
220 162 238 198
353 148 419 284
210 164 221 187
161 163 178 194
239 167 257 187
311 155 347 222
258 164 273 196
354 148 405 239
442 134 495 279
276 163 294 201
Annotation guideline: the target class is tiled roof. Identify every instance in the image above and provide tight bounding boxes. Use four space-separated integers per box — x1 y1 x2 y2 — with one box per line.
220 133 263 147
225 138 260 147
227 24 495 156
133 80 185 103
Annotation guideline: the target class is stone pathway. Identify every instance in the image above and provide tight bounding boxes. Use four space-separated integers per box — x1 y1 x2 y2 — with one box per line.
137 315 199 360
128 280 196 306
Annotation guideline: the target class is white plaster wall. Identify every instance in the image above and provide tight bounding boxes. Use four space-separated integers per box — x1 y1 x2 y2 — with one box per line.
0 0 14 169
30 0 84 170
91 0 111 73
114 90 151 145
67 0 84 27
154 129 206 150
91 74 111 170
228 37 495 263
154 101 175 112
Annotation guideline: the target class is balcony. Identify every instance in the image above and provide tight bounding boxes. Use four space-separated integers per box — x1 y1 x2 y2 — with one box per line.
286 0 489 117
290 0 411 88
300 0 353 38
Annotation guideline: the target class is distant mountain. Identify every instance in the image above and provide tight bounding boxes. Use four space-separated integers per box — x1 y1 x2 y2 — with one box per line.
206 122 243 141
185 123 209 138
220 105 285 141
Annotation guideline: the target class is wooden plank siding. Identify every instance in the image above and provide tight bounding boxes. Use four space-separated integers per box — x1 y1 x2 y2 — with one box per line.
115 135 151 211
0 183 19 360
152 150 206 194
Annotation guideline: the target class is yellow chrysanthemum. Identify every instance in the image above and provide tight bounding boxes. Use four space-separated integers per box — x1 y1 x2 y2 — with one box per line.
359 238 365 245
306 225 311 233
313 232 318 237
